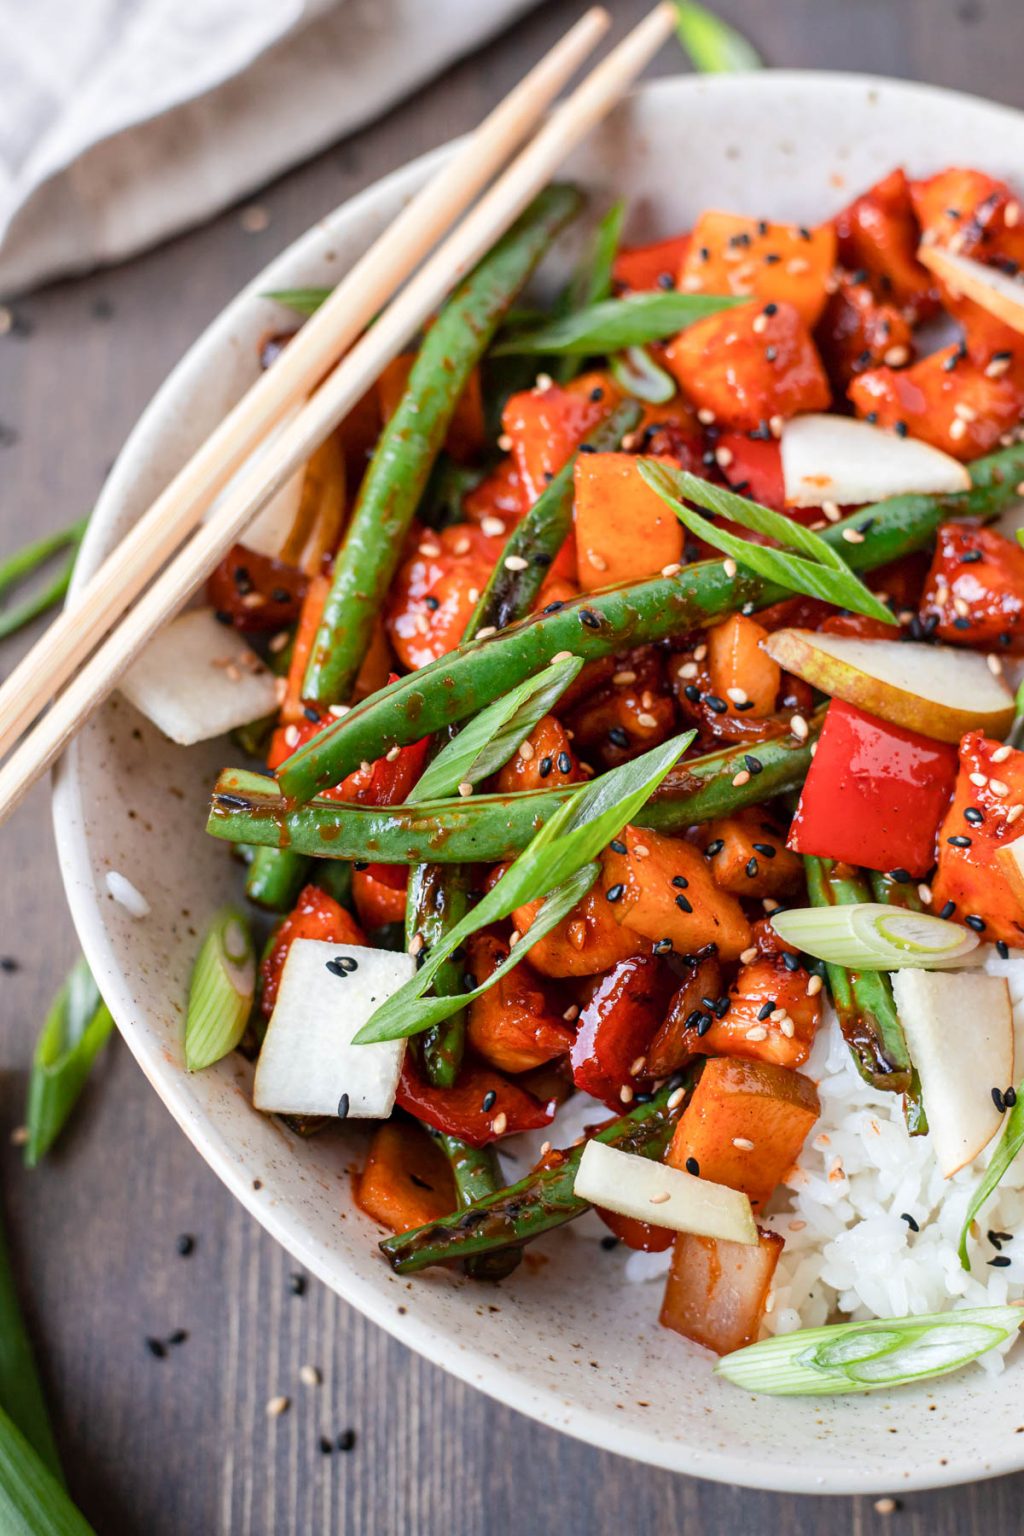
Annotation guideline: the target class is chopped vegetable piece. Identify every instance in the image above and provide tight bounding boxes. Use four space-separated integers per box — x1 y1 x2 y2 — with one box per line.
891 969 1012 1178
834 168 937 322
502 370 622 505
600 823 752 960
395 1055 554 1148
934 732 1024 946
672 0 763 73
918 243 1024 338
815 275 916 392
671 954 821 1070
788 700 958 878
715 1306 1024 1395
573 1140 758 1244
254 939 412 1118
356 1121 457 1234
646 945 722 1076
493 293 743 359
184 909 255 1072
668 1056 820 1209
698 809 802 899
780 414 969 506
920 523 1024 653
514 882 647 978
849 343 1024 462
261 885 366 1015
663 300 831 429
465 935 573 1073
119 609 279 746
677 214 836 327
763 628 1014 743
386 522 508 670
352 864 408 928
573 453 684 589
660 1228 783 1355
612 233 692 292
706 614 781 719
771 904 979 971
207 544 308 631
494 713 581 793
23 957 114 1168
569 954 677 1107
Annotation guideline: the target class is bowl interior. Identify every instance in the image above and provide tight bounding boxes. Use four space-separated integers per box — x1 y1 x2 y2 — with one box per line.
53 72 1024 1494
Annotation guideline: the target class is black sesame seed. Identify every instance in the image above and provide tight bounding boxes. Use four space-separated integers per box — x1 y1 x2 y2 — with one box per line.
745 858 759 879
325 958 351 978
901 1213 920 1232
781 951 801 971
214 793 253 811
608 726 630 749
757 1001 775 1022
424 595 440 610
685 1157 700 1176
705 694 728 715
744 755 763 775
337 1429 357 1452
610 839 627 855
319 1436 334 1455
990 1230 1014 1245
557 751 572 774
964 807 985 826
337 1093 350 1120
600 1235 619 1250
590 387 605 402
482 1090 497 1113
989 1255 1012 1267
763 302 778 316
939 900 957 919
894 420 908 438
289 1273 307 1297
683 684 702 704
606 883 625 903
167 1329 188 1346
579 609 601 629
538 756 553 777
176 1234 196 1258
753 843 777 859
653 938 674 955
997 939 1010 959
888 868 910 884
960 549 983 564
953 616 972 631
303 705 320 722
145 1338 167 1360
705 839 725 858
232 564 253 594
0 957 19 973
674 893 693 914
965 915 986 932
656 272 675 290
696 1013 713 1036
1006 1087 1018 1108
947 835 972 848
685 1009 704 1030
671 875 689 889
354 861 369 871
543 601 565 614
993 1087 1007 1113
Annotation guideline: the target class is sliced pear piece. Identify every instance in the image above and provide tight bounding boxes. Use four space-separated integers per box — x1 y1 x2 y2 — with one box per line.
762 629 1014 743
995 834 1024 913
890 970 1013 1177
573 1140 758 1244
919 243 1024 336
780 413 970 507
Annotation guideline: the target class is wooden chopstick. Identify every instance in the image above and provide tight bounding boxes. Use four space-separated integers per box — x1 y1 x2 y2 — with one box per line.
0 6 610 762
0 2 676 825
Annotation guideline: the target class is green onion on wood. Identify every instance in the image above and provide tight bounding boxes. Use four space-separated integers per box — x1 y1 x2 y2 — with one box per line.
24 958 114 1169
0 1207 62 1480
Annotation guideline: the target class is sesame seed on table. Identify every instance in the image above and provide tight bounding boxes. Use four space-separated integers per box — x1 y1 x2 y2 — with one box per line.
1 0 1024 1530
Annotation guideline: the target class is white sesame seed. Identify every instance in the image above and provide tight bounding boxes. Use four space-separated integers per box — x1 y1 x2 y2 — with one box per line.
821 500 841 522
723 558 738 578
619 1085 634 1105
732 1137 755 1151
646 1190 670 1206
629 1056 646 1077
697 408 716 425
787 256 810 275
633 844 650 857
740 946 758 965
780 1016 795 1038
419 541 442 558
105 871 150 919
715 446 734 469
8 1126 28 1147
693 643 708 662
265 1395 290 1418
949 416 968 441
666 1087 686 1111
408 933 424 957
458 781 474 797
874 1498 897 1516
475 626 497 639
269 630 290 653
453 536 471 556
562 1004 579 1022
969 771 988 788
510 929 522 946
841 527 865 544
497 434 513 452
752 314 768 335
732 769 752 787
987 355 1012 378
480 515 506 538
955 401 978 422
385 745 401 762
518 740 535 762
299 1365 322 1388
534 373 553 392
953 596 970 618
991 778 1010 797
769 415 785 438
806 974 823 996
763 898 780 913
1009 804 1024 825
745 1025 768 1042
551 650 574 663
504 554 528 571
660 561 683 579
1007 201 1021 228
992 743 1013 762
588 551 608 570
491 1112 508 1136
788 1219 807 1233
764 1290 776 1314
636 712 658 728
883 344 909 367
539 1141 552 1157
918 883 932 905
789 713 809 740
726 686 747 705
988 654 1004 677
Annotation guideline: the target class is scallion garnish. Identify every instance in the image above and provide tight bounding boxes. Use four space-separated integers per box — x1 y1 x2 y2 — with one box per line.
716 1306 1022 1395
184 908 255 1071
407 656 582 803
673 1 763 73
610 344 676 403
958 1084 1024 1269
0 517 87 641
491 291 743 357
0 1404 95 1533
24 957 114 1168
352 730 695 1044
770 903 980 971
553 199 625 383
638 461 897 626
262 287 331 315
0 1206 62 1480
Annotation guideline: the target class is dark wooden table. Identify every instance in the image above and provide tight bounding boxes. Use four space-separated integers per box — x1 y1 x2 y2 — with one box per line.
1 1 1022 1530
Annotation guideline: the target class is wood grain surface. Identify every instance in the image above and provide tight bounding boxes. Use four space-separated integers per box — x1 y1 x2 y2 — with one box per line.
0 1 1021 1530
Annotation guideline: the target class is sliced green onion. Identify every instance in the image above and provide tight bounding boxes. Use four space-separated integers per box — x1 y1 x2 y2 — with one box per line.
0 1404 95 1534
406 655 582 803
610 345 676 403
958 1080 1024 1268
0 518 87 642
716 1306 1022 1396
492 291 743 356
185 909 255 1071
24 958 114 1169
770 903 980 970
0 1208 62 1480
262 287 331 315
673 1 763 73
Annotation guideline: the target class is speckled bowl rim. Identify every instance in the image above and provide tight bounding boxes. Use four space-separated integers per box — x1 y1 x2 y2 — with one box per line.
52 72 1024 1494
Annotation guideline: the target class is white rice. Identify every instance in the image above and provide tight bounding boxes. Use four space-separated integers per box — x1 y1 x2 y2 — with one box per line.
505 946 1024 1372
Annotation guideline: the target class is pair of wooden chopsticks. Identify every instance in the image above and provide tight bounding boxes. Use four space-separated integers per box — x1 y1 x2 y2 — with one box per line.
0 3 677 824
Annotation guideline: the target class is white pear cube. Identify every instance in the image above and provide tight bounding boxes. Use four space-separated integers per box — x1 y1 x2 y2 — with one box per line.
573 1140 758 1244
119 608 279 745
919 243 1024 336
891 969 1013 1178
254 939 413 1119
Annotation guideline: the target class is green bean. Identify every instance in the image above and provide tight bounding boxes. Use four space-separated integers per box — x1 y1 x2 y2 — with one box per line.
303 184 583 705
245 845 311 911
405 863 470 1089
381 1074 694 1274
280 438 1024 803
209 725 818 864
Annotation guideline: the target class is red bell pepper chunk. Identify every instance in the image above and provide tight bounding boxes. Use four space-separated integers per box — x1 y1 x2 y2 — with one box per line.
788 700 957 877
261 885 366 1014
611 232 692 292
269 713 428 815
569 954 678 1110
207 542 308 631
396 1057 556 1148
920 523 1024 654
594 1208 675 1252
716 434 787 512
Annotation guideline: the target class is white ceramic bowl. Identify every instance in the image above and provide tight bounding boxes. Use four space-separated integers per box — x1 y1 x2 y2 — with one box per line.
53 73 1024 1494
